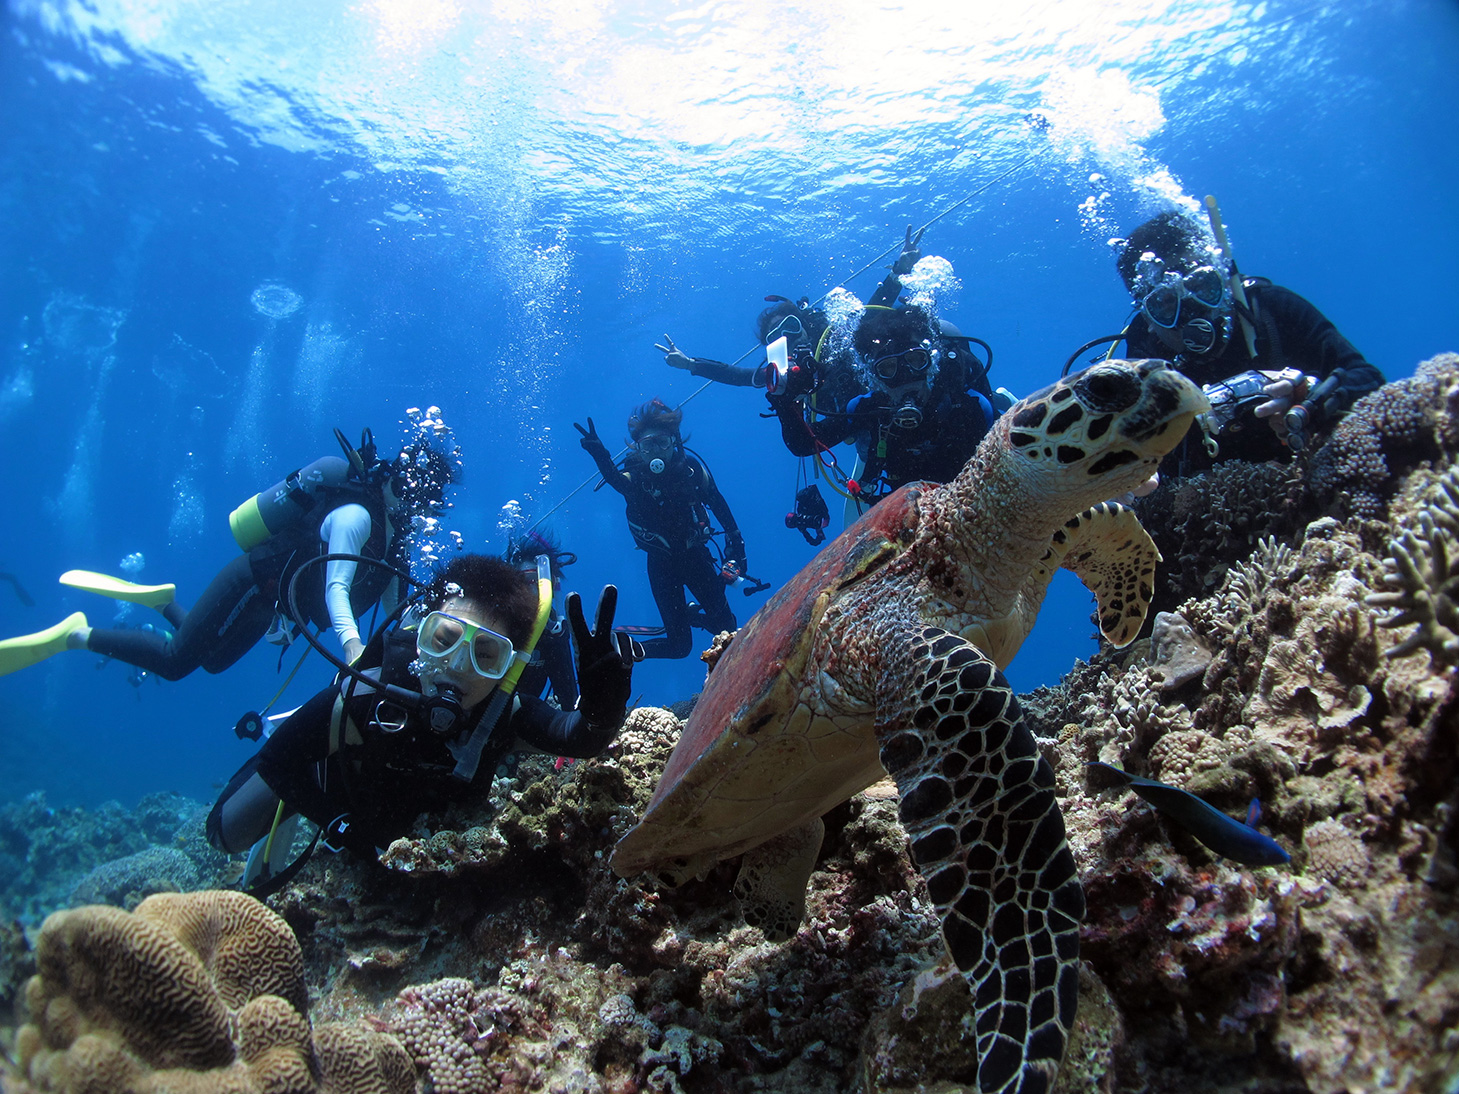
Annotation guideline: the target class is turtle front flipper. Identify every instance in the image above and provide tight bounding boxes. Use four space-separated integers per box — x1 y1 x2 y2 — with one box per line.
734 816 825 941
1052 501 1159 648
875 625 1082 1094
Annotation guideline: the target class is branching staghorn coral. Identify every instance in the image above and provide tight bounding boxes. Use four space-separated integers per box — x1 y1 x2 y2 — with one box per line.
1367 466 1459 663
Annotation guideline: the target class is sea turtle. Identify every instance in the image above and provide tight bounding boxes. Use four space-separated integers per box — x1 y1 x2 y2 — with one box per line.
611 358 1208 1094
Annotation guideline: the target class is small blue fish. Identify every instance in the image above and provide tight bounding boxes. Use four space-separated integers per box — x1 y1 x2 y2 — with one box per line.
1088 761 1291 867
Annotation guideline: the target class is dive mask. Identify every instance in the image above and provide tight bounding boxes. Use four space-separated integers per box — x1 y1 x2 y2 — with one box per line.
871 346 932 382
417 611 518 681
763 314 805 346
637 433 676 457
1139 266 1226 329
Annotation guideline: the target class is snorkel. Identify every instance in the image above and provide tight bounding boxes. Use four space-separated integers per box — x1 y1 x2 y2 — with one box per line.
444 553 554 782
1204 195 1258 359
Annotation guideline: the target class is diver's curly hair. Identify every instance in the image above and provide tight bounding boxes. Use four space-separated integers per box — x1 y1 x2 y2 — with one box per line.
627 398 683 442
852 305 934 364
1115 210 1222 294
421 554 538 648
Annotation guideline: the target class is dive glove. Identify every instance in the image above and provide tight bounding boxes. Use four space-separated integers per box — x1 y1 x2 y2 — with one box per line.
567 585 640 729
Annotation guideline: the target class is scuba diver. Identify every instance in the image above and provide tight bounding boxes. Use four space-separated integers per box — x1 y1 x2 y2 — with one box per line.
764 229 1010 520
575 399 746 660
655 228 930 418
207 553 639 878
0 430 456 680
768 303 1001 502
1081 206 1384 474
656 296 835 390
504 527 579 709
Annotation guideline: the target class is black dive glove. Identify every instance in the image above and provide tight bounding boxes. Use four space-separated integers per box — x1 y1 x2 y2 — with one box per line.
725 531 748 577
892 224 925 276
567 585 641 729
574 417 608 456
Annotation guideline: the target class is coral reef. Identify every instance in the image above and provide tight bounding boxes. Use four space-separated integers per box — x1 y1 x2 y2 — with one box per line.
1367 463 1459 663
1132 459 1306 615
67 847 201 909
0 792 232 924
5 361 1459 1092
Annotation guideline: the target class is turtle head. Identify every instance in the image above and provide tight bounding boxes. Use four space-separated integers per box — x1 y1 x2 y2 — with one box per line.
1002 359 1209 499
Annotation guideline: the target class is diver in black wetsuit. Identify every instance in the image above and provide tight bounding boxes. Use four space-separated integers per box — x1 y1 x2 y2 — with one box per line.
575 399 745 660
768 304 1000 504
1110 210 1384 474
505 528 578 709
207 554 636 865
764 230 1007 511
657 296 832 390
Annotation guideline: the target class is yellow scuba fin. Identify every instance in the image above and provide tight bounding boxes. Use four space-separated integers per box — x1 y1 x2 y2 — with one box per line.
59 569 176 608
0 612 88 678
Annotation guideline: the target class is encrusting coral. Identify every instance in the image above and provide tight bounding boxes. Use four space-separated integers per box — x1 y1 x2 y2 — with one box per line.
1309 351 1459 519
4 890 411 1094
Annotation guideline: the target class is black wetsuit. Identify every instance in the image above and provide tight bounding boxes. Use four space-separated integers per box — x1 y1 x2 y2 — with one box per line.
87 462 398 680
585 447 742 660
1125 281 1384 473
770 354 997 499
207 648 620 857
516 611 578 708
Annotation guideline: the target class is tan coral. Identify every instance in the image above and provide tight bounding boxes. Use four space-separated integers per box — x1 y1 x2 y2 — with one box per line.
1083 665 1193 768
11 890 411 1094
134 890 309 1016
1302 819 1370 891
1367 464 1459 663
1309 351 1459 519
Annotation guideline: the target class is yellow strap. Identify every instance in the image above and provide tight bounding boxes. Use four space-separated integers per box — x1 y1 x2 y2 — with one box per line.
493 556 554 699
261 798 287 865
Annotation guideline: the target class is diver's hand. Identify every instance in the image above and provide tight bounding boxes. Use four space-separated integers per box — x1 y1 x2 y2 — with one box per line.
1254 376 1309 437
568 585 641 725
892 224 926 275
725 532 748 579
655 334 693 371
343 637 364 665
574 418 608 455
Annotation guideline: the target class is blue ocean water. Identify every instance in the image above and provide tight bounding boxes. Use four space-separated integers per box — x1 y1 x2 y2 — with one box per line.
0 0 1455 810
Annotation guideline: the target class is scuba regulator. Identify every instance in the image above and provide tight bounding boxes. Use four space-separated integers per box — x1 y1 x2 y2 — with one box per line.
279 551 553 764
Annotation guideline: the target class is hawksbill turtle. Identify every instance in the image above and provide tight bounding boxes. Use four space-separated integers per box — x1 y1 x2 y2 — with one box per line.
611 359 1209 1094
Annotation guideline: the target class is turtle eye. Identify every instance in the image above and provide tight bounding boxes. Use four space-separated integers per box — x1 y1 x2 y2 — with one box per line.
1077 366 1141 412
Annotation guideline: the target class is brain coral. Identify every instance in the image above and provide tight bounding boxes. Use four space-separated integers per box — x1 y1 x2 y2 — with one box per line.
11 890 411 1094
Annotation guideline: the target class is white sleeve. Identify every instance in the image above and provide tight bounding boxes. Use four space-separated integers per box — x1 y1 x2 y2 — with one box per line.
320 504 372 648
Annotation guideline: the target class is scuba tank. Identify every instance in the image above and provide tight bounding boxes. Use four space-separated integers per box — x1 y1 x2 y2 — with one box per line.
229 456 361 551
228 429 381 551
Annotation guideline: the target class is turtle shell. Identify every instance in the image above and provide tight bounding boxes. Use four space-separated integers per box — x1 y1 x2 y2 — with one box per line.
612 483 926 876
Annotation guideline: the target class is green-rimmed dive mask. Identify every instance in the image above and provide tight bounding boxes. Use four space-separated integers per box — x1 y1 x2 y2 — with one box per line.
416 610 518 680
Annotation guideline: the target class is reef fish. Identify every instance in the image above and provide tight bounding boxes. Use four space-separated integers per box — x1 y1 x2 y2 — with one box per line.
1089 761 1291 866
